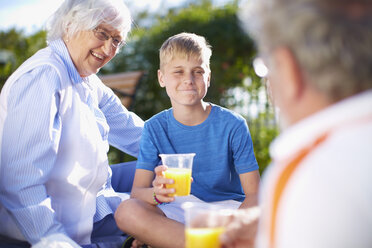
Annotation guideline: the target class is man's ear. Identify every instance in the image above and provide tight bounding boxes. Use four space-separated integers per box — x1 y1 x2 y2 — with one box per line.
158 69 165 88
207 71 211 88
274 47 305 100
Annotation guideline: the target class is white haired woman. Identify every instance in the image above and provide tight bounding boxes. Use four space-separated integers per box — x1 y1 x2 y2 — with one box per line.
0 0 143 247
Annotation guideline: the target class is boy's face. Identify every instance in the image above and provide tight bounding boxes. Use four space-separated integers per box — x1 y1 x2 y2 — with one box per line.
158 55 211 108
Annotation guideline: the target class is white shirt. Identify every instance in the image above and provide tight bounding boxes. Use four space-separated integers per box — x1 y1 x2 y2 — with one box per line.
256 90 372 248
0 39 143 245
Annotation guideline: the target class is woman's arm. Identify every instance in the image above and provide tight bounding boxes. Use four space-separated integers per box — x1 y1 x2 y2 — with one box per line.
0 65 68 244
96 78 144 157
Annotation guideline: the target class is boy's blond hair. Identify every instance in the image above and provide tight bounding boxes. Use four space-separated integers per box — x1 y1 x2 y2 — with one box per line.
159 32 212 70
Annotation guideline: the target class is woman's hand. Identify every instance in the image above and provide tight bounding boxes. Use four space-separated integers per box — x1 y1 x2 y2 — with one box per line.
152 165 175 203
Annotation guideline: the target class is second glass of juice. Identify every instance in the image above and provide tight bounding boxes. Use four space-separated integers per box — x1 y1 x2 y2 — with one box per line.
182 202 228 248
159 153 195 197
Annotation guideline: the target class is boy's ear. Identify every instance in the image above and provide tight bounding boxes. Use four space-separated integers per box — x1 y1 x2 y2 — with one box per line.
158 69 165 88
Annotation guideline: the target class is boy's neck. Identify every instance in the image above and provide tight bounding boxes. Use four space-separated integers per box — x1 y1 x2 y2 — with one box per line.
172 101 211 126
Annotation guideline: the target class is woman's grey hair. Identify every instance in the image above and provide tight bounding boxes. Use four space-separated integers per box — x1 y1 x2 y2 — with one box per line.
46 0 131 43
240 0 372 102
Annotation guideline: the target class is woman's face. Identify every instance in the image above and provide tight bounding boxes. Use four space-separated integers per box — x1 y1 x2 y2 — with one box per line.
65 23 123 77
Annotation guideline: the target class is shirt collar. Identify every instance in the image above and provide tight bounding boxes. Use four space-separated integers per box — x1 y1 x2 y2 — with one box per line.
270 90 372 161
49 39 83 85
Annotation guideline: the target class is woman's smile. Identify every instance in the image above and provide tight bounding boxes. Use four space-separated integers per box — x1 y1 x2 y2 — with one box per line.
90 50 105 61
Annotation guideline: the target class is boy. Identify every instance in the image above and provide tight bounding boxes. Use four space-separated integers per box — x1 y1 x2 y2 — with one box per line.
115 32 260 248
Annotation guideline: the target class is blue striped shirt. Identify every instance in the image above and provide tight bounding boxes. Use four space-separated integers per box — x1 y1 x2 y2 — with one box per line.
0 39 143 245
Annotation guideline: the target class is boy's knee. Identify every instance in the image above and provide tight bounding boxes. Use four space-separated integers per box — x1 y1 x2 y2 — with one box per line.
114 199 146 231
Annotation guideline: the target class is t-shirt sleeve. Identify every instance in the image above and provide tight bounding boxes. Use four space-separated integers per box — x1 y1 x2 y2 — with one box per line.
231 119 259 174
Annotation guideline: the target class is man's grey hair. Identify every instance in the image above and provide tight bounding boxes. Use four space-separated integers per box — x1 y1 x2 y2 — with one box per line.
46 0 131 43
240 0 372 102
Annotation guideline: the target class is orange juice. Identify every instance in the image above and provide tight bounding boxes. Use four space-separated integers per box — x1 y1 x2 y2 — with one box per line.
185 227 225 248
164 168 191 196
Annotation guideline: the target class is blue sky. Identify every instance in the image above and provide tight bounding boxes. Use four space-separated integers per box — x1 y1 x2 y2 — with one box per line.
0 0 189 34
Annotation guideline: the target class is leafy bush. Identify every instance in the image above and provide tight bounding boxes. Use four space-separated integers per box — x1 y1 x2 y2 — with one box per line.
0 1 279 173
107 0 279 172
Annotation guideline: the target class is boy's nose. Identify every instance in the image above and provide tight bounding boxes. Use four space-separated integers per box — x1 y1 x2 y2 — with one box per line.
183 73 194 84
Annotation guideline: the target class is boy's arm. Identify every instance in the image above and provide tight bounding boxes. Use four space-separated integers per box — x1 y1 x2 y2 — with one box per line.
130 169 155 204
130 167 175 205
238 170 260 209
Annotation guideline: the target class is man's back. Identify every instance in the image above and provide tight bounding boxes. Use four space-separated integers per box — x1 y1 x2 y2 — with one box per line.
257 90 372 248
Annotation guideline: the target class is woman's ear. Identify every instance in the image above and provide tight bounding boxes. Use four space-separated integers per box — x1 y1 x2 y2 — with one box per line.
158 69 165 88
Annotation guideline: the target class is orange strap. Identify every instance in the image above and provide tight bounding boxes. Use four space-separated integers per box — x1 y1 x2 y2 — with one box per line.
269 133 328 248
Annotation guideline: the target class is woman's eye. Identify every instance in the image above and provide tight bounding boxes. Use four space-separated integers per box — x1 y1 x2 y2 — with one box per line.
102 32 109 39
112 38 121 46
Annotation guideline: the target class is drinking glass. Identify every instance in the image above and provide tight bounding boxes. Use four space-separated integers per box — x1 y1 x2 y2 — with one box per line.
159 153 195 197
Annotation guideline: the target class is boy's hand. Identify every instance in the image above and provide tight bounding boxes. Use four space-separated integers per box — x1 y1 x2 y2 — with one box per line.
152 165 175 203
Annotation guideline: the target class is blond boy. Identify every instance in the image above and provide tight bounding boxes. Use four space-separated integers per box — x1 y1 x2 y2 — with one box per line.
115 32 260 248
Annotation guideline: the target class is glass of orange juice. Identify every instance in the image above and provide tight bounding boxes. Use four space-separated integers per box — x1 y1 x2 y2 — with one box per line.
159 153 195 197
182 202 230 248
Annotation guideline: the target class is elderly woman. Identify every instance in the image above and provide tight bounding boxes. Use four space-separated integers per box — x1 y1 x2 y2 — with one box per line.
0 0 143 247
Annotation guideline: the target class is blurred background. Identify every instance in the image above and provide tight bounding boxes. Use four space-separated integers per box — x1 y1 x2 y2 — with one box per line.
0 0 279 174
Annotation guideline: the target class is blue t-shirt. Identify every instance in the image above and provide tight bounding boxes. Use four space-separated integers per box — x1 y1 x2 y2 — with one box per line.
137 104 259 202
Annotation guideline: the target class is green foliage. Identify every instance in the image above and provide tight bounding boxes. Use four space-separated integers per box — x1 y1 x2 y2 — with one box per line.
248 111 279 175
0 1 279 172
108 0 257 120
0 28 47 89
107 0 278 171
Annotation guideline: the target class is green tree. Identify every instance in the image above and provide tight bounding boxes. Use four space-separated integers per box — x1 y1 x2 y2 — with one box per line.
0 1 279 172
109 1 257 119
0 28 46 89
107 0 278 171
